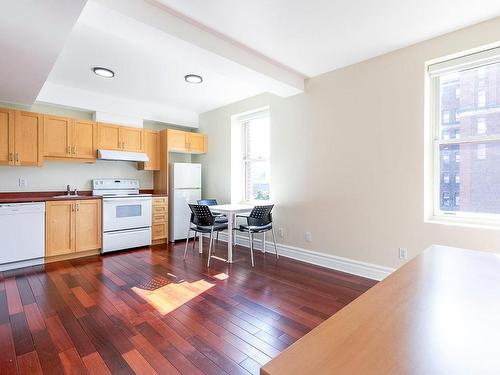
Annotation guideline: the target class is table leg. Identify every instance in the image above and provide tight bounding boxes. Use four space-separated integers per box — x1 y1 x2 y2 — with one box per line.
227 213 233 263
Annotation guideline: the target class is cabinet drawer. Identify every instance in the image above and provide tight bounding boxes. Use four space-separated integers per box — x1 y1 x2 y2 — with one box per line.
153 197 167 205
153 204 167 214
152 223 167 240
153 213 167 224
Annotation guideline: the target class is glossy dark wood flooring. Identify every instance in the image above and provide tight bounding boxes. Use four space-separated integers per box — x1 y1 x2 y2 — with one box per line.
0 239 376 375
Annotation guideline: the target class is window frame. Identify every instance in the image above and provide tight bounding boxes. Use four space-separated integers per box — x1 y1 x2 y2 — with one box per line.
240 110 271 203
428 46 500 228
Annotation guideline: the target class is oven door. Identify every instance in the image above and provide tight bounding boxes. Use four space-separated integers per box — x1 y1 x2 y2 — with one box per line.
103 197 152 232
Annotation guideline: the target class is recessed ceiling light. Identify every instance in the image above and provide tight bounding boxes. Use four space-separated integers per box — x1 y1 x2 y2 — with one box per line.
184 74 203 84
92 67 115 78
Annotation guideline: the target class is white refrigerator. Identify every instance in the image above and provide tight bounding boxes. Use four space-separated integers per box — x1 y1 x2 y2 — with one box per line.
169 163 202 241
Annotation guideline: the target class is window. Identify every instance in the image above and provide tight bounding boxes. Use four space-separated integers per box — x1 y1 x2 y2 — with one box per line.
242 111 270 201
477 118 486 135
443 111 450 123
428 48 500 224
478 90 486 108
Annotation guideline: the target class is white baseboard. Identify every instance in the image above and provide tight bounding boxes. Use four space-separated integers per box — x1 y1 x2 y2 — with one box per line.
215 232 394 281
0 257 44 272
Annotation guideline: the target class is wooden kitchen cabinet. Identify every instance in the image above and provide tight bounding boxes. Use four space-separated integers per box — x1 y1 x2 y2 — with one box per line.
44 116 96 161
72 119 97 159
75 200 102 252
167 129 187 151
152 196 168 244
139 130 160 171
97 122 144 152
46 199 102 257
13 111 43 166
45 200 75 257
187 132 207 154
120 127 144 152
97 122 121 150
0 108 14 165
166 129 207 154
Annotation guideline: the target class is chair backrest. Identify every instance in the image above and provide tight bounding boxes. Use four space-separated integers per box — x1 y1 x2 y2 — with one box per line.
189 204 215 226
247 205 274 226
197 199 218 206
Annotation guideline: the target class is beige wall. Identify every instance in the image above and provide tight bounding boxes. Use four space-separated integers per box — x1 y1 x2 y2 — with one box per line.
194 17 500 269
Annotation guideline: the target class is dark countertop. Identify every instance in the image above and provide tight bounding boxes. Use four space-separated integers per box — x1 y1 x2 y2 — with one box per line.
0 191 101 204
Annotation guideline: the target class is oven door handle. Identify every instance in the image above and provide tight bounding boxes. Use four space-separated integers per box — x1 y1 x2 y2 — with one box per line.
103 198 152 205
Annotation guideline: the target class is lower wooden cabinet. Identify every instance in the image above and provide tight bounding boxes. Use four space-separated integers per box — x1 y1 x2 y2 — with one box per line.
152 196 168 244
46 199 101 257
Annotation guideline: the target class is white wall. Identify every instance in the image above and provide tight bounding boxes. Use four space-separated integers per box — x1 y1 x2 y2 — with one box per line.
0 160 152 192
194 16 500 269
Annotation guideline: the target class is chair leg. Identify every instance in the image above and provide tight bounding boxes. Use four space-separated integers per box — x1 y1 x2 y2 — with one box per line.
271 228 279 259
207 229 214 267
192 232 197 250
184 227 191 260
248 230 254 267
263 232 266 253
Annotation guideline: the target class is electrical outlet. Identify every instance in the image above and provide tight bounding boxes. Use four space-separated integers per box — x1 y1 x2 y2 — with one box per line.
278 228 284 238
305 231 312 242
399 248 408 260
18 177 28 188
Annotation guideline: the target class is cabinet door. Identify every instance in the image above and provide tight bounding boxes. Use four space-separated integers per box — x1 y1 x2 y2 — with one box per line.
97 123 121 150
120 127 144 152
73 120 96 159
44 115 71 158
75 199 101 252
0 109 14 165
167 129 187 152
46 201 75 257
152 223 167 241
14 111 43 166
188 133 207 154
141 130 160 170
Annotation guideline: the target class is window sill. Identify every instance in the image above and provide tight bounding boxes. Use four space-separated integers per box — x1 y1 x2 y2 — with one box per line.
426 215 500 231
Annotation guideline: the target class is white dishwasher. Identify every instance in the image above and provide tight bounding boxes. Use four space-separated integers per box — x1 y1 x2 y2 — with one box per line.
0 202 45 269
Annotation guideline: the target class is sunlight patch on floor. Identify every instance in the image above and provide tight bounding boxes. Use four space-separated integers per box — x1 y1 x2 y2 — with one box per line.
132 279 215 315
213 273 229 280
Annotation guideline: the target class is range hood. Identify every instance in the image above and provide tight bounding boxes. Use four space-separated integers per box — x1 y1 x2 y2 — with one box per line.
98 149 149 162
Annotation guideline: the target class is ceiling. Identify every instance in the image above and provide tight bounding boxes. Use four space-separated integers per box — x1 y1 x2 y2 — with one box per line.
2 0 500 127
158 0 500 77
0 0 86 104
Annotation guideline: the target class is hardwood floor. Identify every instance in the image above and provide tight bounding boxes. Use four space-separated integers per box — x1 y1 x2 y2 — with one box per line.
0 239 376 375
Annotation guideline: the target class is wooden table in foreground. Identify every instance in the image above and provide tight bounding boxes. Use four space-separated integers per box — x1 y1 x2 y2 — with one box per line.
261 245 500 375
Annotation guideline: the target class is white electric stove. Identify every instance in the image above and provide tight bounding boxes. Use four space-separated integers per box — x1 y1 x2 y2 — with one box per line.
93 179 152 253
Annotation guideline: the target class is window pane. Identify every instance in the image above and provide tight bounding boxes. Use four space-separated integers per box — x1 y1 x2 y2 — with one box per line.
246 116 270 159
439 142 500 214
245 160 270 201
440 63 500 139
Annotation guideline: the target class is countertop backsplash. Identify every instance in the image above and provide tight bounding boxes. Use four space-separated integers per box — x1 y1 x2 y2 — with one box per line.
0 160 153 192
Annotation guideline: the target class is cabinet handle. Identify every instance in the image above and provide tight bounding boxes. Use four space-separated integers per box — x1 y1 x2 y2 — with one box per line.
74 145 77 155
76 203 80 211
72 204 75 212
15 153 19 163
8 153 13 162
67 146 70 155
122 141 125 149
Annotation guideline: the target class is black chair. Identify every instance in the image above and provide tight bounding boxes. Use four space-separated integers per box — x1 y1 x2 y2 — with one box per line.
233 205 278 267
197 199 228 246
197 199 228 223
184 204 228 267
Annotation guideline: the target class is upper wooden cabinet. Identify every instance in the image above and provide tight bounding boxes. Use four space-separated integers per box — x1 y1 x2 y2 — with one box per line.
3 111 44 167
73 120 97 159
167 129 207 154
0 108 14 166
97 122 144 152
44 115 96 161
46 199 102 257
139 130 160 171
